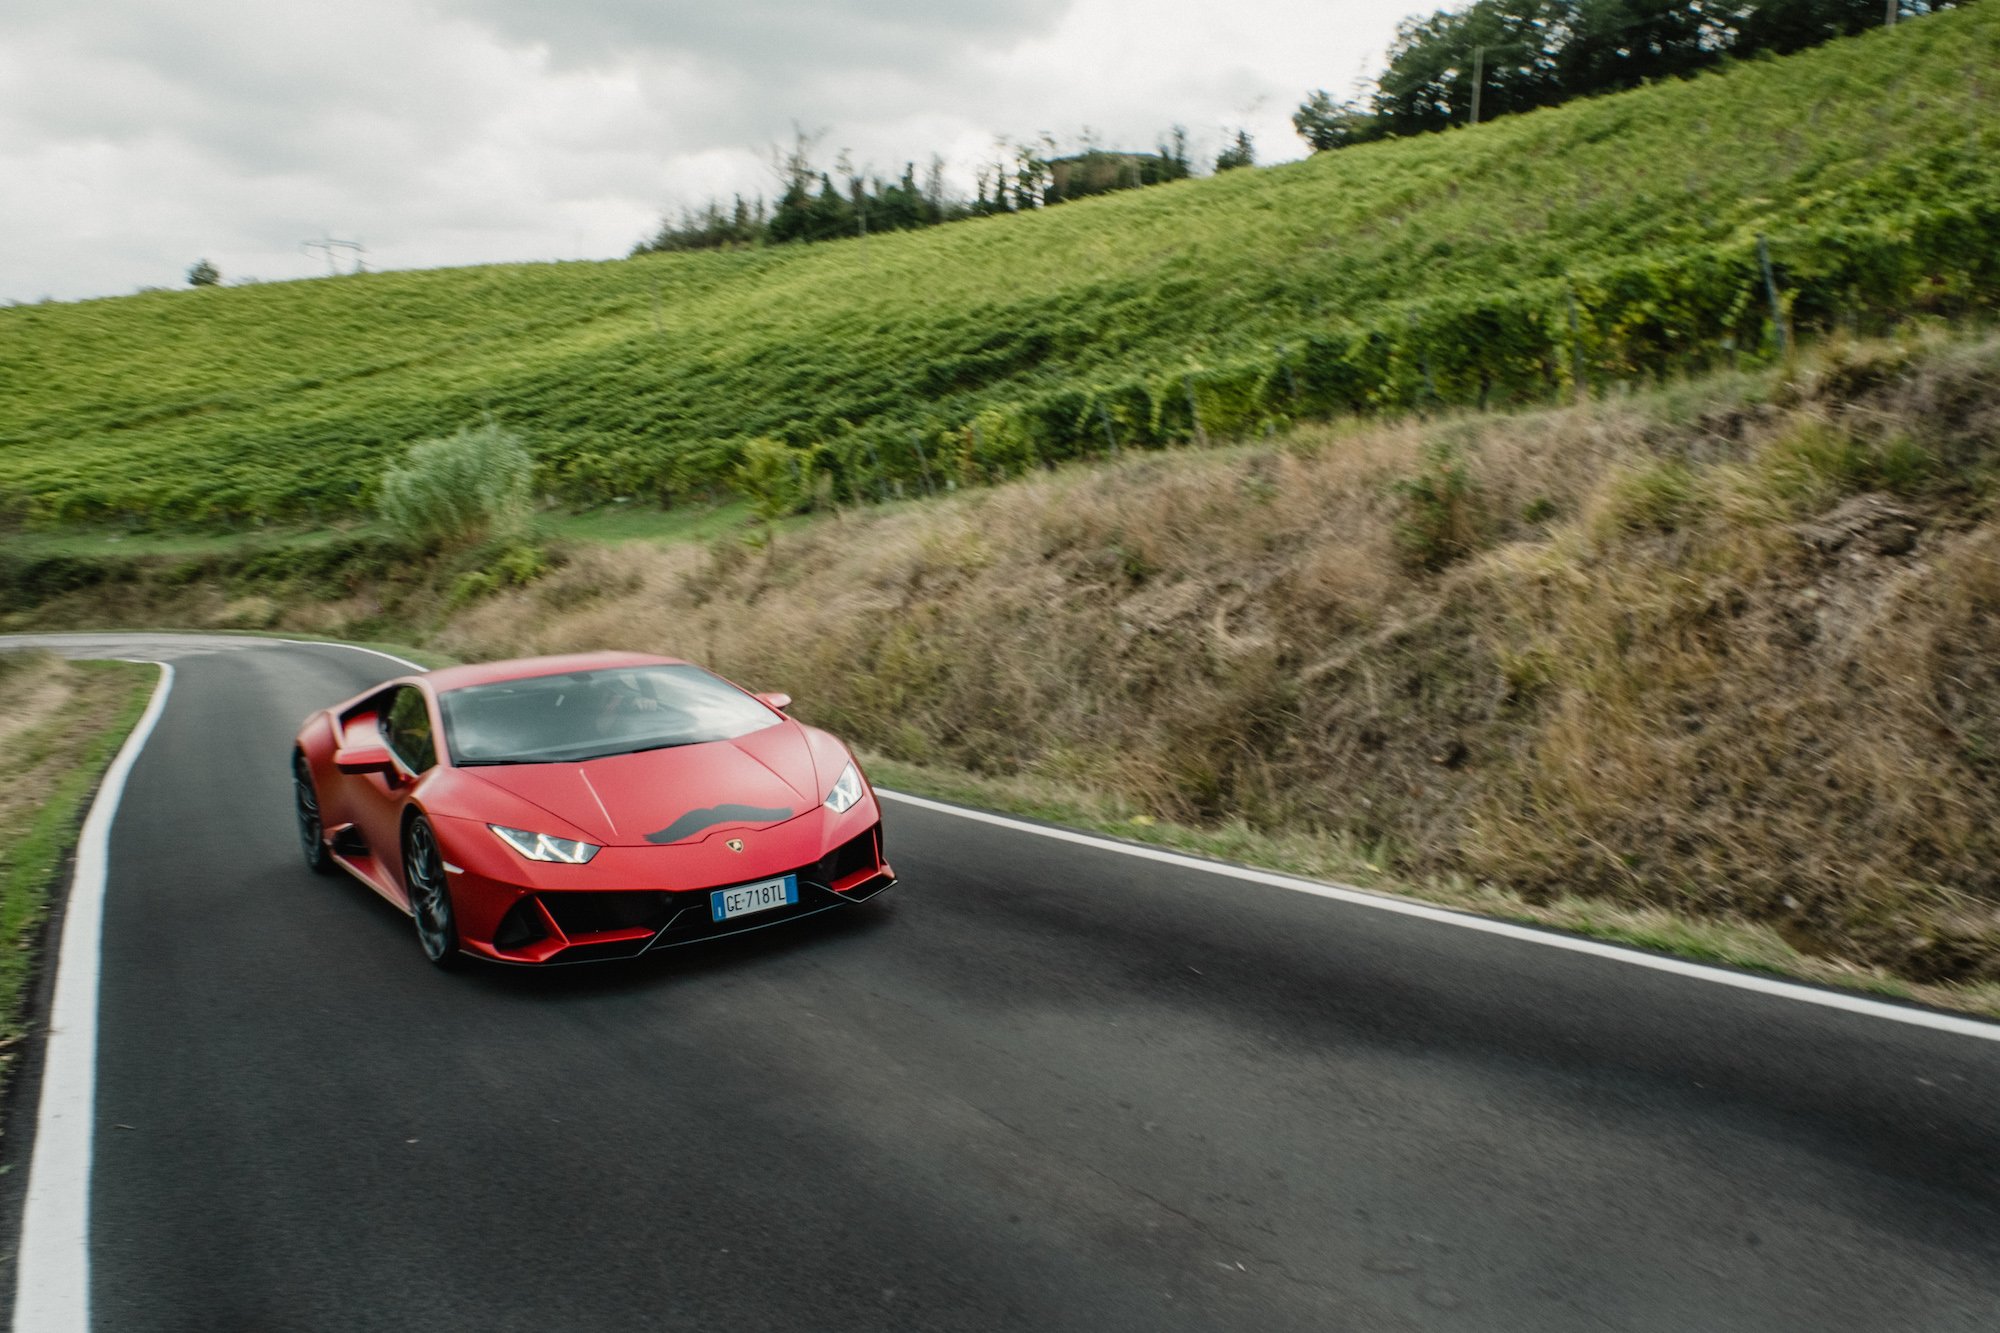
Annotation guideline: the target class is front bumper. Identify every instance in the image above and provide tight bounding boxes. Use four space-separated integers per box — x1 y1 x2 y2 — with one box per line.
437 811 894 965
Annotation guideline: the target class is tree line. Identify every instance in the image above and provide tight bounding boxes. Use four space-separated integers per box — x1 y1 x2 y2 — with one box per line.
638 2 1958 258
634 128 1205 257
1296 0 1968 149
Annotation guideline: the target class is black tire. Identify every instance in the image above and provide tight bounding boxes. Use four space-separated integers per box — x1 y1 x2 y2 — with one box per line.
404 815 462 969
293 753 336 875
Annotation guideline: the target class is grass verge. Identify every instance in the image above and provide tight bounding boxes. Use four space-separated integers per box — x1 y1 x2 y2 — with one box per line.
863 751 2000 1022
0 653 156 1099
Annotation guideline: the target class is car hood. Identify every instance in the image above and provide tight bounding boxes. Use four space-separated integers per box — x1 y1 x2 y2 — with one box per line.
462 721 823 847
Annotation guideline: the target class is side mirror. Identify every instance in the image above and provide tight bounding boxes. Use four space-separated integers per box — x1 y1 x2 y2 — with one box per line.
334 744 398 776
756 692 793 713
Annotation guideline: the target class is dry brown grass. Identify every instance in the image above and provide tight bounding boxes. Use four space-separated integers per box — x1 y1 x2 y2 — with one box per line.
0 651 76 835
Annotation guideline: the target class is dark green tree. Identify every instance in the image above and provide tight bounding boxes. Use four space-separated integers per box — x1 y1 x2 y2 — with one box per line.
1371 9 1472 135
1733 0 1945 55
186 258 220 287
873 163 932 230
1554 0 1727 101
1214 129 1256 172
1011 134 1055 210
1315 0 1964 146
922 155 951 222
1292 90 1377 151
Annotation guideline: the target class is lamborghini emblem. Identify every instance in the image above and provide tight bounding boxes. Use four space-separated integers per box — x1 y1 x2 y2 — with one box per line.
726 838 745 853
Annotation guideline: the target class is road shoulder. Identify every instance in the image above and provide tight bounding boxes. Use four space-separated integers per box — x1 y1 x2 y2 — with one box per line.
0 652 155 1301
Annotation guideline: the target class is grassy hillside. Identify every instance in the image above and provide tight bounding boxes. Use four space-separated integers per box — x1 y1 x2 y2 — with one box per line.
3 6 1998 526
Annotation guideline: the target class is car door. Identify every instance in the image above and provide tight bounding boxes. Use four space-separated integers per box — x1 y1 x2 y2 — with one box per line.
345 684 439 906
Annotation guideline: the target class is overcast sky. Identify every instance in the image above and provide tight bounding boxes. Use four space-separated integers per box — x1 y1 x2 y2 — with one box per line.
0 1 1418 304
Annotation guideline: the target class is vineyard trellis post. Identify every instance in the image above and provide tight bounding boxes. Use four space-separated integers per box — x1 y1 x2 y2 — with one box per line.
864 437 889 502
910 430 935 495
1184 376 1207 446
1757 233 1789 356
1408 310 1438 411
1565 289 1586 401
1097 398 1121 458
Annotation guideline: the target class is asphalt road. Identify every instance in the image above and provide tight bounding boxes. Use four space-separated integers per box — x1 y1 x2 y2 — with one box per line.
5 632 2000 1331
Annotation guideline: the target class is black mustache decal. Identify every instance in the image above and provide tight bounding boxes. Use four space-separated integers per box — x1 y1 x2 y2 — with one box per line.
645 804 795 845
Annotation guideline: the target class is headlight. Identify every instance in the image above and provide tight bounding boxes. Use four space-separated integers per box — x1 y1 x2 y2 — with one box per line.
823 761 863 814
489 824 600 864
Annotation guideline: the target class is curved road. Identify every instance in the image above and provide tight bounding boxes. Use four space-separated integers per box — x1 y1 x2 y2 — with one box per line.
5 632 2000 1331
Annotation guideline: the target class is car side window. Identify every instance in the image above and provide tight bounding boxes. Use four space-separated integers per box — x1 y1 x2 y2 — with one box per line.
384 686 437 774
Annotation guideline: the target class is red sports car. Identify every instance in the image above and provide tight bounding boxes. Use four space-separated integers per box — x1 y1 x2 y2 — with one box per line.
291 651 894 967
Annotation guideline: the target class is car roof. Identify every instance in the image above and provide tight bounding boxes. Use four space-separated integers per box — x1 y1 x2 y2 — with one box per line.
418 651 690 694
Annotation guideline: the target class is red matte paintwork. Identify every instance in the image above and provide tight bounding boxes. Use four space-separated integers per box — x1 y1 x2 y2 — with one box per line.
292 651 894 964
465 724 819 845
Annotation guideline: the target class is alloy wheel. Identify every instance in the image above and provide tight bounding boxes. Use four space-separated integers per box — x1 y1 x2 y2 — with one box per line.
293 754 333 874
405 817 460 967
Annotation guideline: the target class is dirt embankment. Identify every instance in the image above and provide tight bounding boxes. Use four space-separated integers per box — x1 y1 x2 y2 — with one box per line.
439 333 2000 984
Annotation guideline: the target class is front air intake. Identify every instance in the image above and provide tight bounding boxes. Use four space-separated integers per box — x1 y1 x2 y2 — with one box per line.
539 891 677 938
493 897 549 952
816 826 880 888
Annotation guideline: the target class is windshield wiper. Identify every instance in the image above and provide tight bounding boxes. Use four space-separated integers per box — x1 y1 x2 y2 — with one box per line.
541 740 702 763
457 738 705 766
612 739 702 757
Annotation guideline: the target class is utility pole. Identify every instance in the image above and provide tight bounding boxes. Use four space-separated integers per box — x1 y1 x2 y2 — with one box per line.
1470 40 1528 127
1885 0 1897 26
301 235 365 276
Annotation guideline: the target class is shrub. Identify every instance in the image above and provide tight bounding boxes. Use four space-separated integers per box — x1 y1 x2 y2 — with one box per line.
376 423 534 549
1393 440 1486 572
732 436 812 521
490 543 549 587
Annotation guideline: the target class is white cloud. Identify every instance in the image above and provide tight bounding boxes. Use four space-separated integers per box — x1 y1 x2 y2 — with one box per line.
0 0 1414 303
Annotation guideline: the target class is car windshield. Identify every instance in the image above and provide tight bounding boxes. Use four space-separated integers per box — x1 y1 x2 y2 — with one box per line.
439 664 778 765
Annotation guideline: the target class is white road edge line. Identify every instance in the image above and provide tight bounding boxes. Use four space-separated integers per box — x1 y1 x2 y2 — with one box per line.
877 788 2000 1044
14 661 175 1333
277 638 425 672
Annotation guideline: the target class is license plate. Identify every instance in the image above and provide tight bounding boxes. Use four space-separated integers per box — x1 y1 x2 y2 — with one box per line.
711 874 798 923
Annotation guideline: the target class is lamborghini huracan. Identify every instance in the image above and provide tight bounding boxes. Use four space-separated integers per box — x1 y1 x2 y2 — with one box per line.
291 651 895 967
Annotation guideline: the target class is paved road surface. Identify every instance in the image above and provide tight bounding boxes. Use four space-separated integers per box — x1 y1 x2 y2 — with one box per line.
5 632 1999 1331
